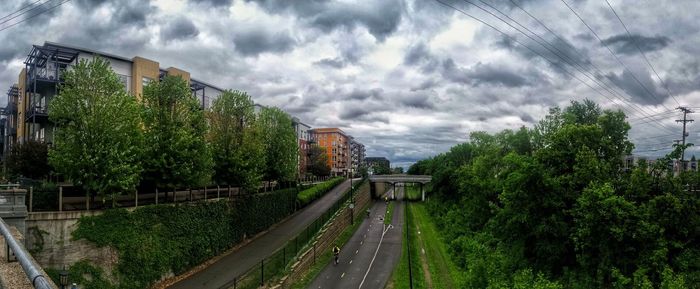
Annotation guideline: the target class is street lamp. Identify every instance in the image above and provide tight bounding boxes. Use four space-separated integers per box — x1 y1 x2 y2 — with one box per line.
350 167 354 202
59 266 68 289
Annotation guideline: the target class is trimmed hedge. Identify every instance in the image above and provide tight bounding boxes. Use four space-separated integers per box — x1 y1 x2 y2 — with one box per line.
296 177 344 206
71 188 297 289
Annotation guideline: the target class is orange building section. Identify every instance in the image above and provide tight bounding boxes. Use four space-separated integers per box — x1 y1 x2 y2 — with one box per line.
311 128 350 176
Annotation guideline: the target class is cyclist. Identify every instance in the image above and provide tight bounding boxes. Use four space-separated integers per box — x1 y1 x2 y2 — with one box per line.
333 245 341 265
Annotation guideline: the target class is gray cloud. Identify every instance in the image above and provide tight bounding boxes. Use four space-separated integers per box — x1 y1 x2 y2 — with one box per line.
601 34 671 55
161 17 199 42
248 0 403 41
442 59 532 88
314 57 345 68
233 28 296 56
189 0 233 7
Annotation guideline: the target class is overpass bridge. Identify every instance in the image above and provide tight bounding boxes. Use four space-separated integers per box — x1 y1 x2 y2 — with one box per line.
368 174 432 201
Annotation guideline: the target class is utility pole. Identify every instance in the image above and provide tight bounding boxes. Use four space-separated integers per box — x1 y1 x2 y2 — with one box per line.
676 107 694 171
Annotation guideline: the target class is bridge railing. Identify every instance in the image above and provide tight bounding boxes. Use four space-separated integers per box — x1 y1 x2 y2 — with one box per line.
0 217 53 289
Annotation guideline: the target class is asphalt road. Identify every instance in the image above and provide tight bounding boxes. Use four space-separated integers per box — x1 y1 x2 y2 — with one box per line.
307 186 405 289
168 179 357 289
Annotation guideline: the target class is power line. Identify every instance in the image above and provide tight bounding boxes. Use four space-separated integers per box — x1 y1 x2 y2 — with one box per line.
0 0 43 22
433 0 627 115
0 0 57 28
462 0 677 134
603 0 681 107
0 0 70 33
559 0 672 111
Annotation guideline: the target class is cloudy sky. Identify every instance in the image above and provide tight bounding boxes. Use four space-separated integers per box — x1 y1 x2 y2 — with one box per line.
1 0 699 167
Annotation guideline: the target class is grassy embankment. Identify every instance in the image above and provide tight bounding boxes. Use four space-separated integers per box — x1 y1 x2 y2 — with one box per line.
388 186 462 289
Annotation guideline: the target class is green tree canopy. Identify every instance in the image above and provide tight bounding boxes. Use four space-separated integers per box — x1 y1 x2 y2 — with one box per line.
48 57 143 203
5 140 51 180
307 144 330 176
259 107 298 182
141 75 212 189
208 90 264 191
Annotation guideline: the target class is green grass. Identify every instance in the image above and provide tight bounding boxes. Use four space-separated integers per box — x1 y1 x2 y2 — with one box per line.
388 202 461 289
385 201 395 225
404 185 423 200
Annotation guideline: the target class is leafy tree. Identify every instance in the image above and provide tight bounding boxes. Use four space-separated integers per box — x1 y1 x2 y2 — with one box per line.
259 107 298 182
307 144 330 176
5 140 51 180
208 90 264 191
48 57 143 204
141 75 212 190
392 167 404 174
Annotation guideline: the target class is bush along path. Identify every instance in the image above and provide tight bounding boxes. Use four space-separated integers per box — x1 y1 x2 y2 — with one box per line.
62 178 349 289
166 178 354 289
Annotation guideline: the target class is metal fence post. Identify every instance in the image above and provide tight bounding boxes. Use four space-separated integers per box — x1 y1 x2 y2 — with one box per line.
313 243 316 265
228 185 232 198
204 186 208 200
217 185 220 199
58 186 63 212
261 259 264 286
135 189 138 207
155 188 159 204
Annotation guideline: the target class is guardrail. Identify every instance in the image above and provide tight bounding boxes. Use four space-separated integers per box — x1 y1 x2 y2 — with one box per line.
0 217 53 289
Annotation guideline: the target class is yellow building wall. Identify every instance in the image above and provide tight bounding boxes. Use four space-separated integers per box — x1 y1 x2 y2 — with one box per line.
131 56 160 100
166 67 190 84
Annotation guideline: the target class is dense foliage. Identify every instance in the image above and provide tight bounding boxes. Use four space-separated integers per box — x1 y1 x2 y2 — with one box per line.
73 189 298 289
307 144 331 176
5 140 51 179
141 75 213 190
259 107 298 182
49 58 143 203
209 90 264 191
410 100 699 288
297 177 344 206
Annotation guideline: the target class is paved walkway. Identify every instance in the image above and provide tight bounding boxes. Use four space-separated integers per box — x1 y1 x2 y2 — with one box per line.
168 179 357 289
307 187 405 289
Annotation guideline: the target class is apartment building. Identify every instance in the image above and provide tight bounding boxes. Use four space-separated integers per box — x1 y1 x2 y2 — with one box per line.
2 41 224 155
292 117 312 176
310 128 350 176
349 137 365 175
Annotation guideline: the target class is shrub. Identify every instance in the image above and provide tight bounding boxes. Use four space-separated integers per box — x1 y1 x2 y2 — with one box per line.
296 177 344 206
72 187 297 289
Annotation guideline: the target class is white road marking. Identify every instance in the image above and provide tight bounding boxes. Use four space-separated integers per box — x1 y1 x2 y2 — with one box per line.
349 260 353 264
358 224 393 289
341 273 345 278
355 250 359 254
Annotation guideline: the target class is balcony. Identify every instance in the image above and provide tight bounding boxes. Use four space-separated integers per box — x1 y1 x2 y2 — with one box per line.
25 105 49 123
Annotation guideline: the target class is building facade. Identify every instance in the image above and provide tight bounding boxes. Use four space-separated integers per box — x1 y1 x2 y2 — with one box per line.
349 137 365 176
310 128 350 176
2 42 224 156
292 117 312 176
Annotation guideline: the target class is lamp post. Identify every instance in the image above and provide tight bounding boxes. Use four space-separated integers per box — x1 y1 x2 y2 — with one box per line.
350 168 354 202
59 266 68 289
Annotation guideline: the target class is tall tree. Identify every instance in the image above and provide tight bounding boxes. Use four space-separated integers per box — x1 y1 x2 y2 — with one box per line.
208 90 264 191
49 57 143 204
307 144 330 176
259 107 298 182
5 140 51 180
141 75 212 190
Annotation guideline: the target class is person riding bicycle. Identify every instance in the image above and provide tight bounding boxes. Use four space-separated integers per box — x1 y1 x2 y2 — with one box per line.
333 245 341 265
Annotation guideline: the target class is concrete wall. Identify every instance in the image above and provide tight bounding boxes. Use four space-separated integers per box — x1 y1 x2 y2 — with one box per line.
25 211 118 274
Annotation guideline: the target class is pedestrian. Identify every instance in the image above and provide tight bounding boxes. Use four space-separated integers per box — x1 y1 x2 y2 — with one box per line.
333 245 341 265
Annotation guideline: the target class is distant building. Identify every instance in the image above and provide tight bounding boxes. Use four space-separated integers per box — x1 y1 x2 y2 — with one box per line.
2 41 225 157
311 128 350 176
365 157 390 175
292 117 312 176
349 137 365 176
